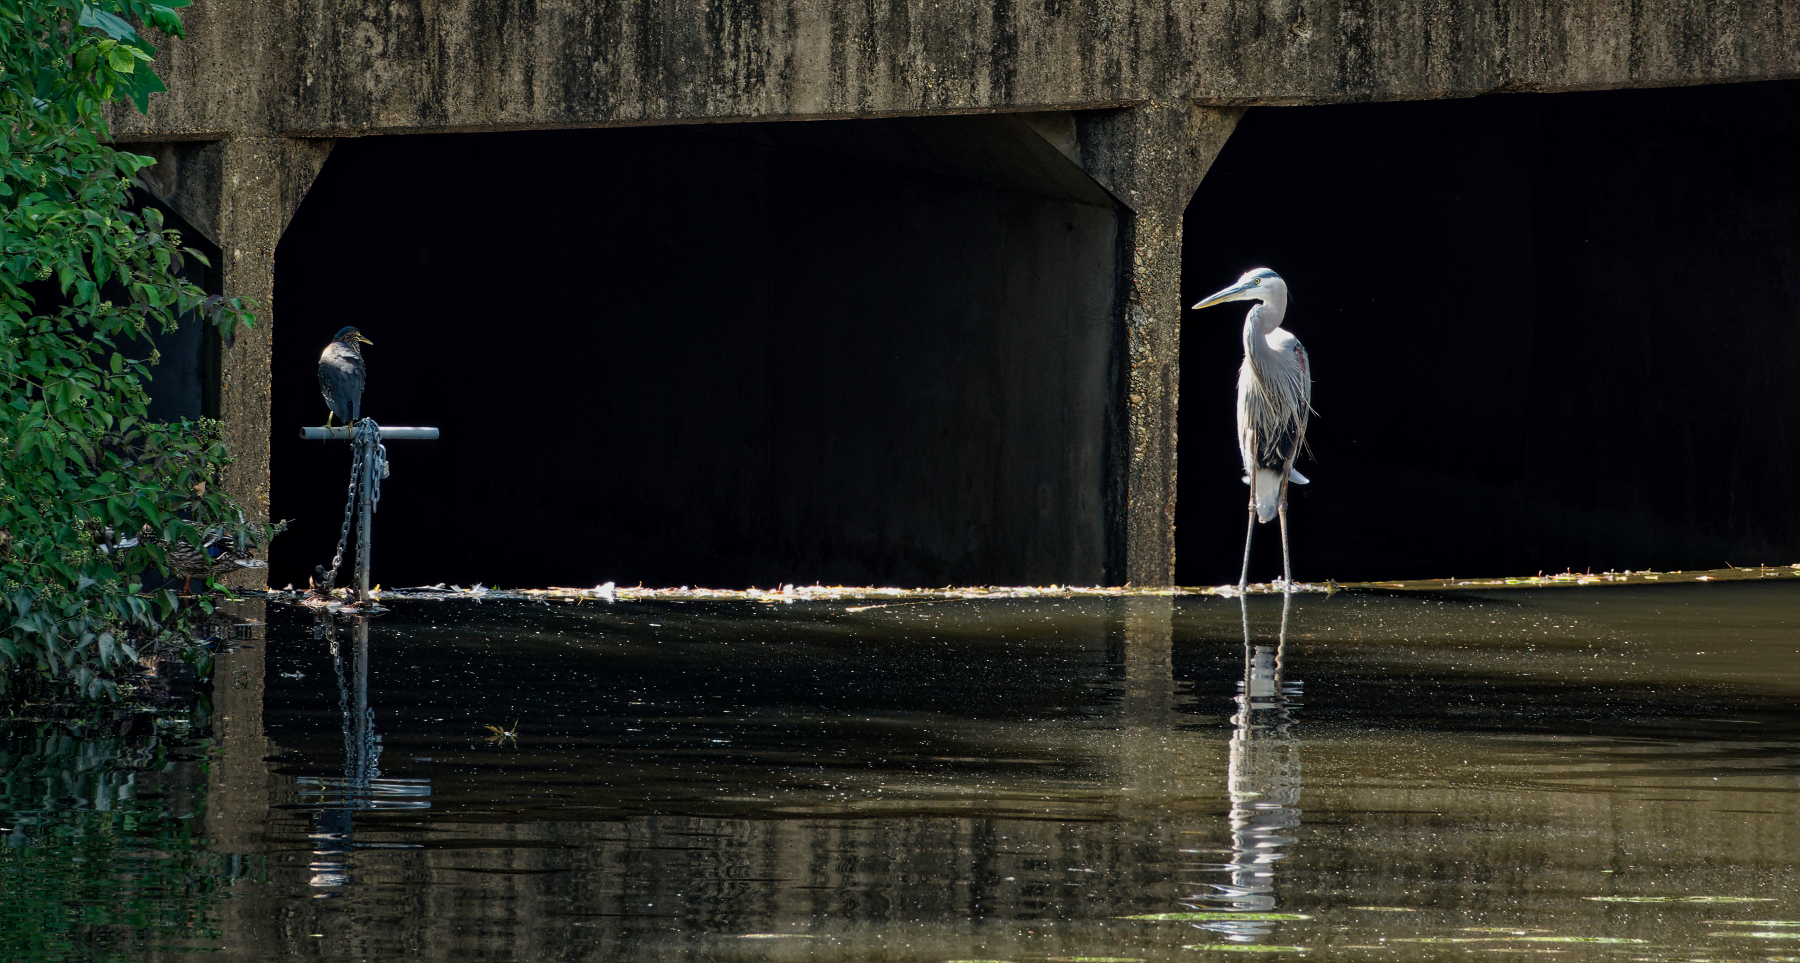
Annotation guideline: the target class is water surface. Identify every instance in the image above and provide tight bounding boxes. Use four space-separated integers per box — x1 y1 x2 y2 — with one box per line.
5 583 1800 960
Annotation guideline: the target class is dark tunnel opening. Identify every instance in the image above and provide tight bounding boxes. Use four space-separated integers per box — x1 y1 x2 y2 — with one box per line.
120 191 223 424
1178 79 1800 586
272 116 1121 590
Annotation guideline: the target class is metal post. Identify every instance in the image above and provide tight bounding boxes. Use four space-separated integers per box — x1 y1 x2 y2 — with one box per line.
352 616 374 786
300 422 437 600
356 425 374 603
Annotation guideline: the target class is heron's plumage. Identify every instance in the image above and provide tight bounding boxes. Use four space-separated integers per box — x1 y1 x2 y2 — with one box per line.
1238 307 1312 523
318 326 371 427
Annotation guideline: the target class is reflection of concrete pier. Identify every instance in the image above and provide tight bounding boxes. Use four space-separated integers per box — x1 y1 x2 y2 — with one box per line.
1108 595 1211 826
203 600 273 846
1112 595 1179 728
198 600 285 954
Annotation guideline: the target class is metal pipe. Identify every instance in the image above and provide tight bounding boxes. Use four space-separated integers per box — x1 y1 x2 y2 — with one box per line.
300 426 440 441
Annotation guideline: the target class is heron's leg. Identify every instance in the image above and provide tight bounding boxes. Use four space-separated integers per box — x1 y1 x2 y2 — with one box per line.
1277 589 1292 651
1277 478 1293 594
1239 504 1255 592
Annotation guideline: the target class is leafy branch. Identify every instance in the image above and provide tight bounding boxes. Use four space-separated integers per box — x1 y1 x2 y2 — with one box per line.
2 0 268 703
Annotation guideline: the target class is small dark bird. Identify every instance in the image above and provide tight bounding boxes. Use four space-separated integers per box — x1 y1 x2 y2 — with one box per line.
318 326 373 427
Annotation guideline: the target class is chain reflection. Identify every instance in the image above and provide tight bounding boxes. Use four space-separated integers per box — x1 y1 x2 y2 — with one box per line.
297 612 430 895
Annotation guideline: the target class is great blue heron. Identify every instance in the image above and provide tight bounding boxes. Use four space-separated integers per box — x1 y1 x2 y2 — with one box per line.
1191 268 1312 592
318 326 372 427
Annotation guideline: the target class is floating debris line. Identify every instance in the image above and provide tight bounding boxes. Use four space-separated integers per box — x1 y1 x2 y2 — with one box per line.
258 580 1327 611
1337 563 1800 592
248 564 1800 611
517 581 1337 604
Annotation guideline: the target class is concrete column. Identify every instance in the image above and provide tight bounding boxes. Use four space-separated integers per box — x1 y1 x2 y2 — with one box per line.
1077 104 1243 587
214 136 333 585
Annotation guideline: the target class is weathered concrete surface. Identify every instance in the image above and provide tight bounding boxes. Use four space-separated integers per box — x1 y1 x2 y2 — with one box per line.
133 141 225 247
124 138 331 589
102 0 1800 587
215 139 332 565
155 137 331 589
1077 105 1243 586
109 0 1798 141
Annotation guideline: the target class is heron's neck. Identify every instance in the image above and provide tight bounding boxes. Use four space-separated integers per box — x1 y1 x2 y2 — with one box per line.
1242 294 1287 345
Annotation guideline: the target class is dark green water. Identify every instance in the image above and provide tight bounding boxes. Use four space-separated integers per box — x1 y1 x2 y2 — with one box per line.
5 583 1800 961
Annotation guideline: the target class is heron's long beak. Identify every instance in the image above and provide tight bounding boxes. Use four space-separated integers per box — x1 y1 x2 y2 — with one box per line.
356 334 374 345
1191 280 1258 310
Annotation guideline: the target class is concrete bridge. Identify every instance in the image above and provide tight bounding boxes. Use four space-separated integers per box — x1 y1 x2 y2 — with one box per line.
113 1 1800 588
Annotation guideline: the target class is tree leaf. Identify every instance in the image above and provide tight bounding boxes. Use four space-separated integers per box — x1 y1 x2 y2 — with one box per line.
78 6 140 42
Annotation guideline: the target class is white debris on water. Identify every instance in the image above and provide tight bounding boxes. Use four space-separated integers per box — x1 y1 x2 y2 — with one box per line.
246 563 1800 609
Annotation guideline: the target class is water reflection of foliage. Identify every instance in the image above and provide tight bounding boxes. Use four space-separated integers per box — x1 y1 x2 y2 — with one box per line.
0 719 252 961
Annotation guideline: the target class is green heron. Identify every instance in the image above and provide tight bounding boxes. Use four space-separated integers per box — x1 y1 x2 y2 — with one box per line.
318 326 372 427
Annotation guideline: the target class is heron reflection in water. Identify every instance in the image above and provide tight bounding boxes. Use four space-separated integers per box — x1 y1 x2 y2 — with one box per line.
1206 593 1305 943
1191 269 1313 592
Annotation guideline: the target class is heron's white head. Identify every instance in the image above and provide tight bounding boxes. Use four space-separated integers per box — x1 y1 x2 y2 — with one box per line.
1191 268 1287 311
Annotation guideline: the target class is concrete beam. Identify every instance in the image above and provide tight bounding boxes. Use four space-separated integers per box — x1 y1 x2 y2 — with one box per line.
107 1 1799 140
1078 104 1243 587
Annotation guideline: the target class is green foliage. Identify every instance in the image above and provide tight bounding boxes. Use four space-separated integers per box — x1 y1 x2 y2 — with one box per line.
1 1 264 702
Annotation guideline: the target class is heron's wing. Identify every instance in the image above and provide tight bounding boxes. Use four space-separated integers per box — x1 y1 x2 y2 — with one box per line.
318 343 368 421
1239 330 1312 474
1291 338 1313 460
344 349 365 420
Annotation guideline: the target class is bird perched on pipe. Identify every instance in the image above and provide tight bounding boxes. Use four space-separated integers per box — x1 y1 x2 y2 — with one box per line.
318 326 372 427
1191 268 1313 593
